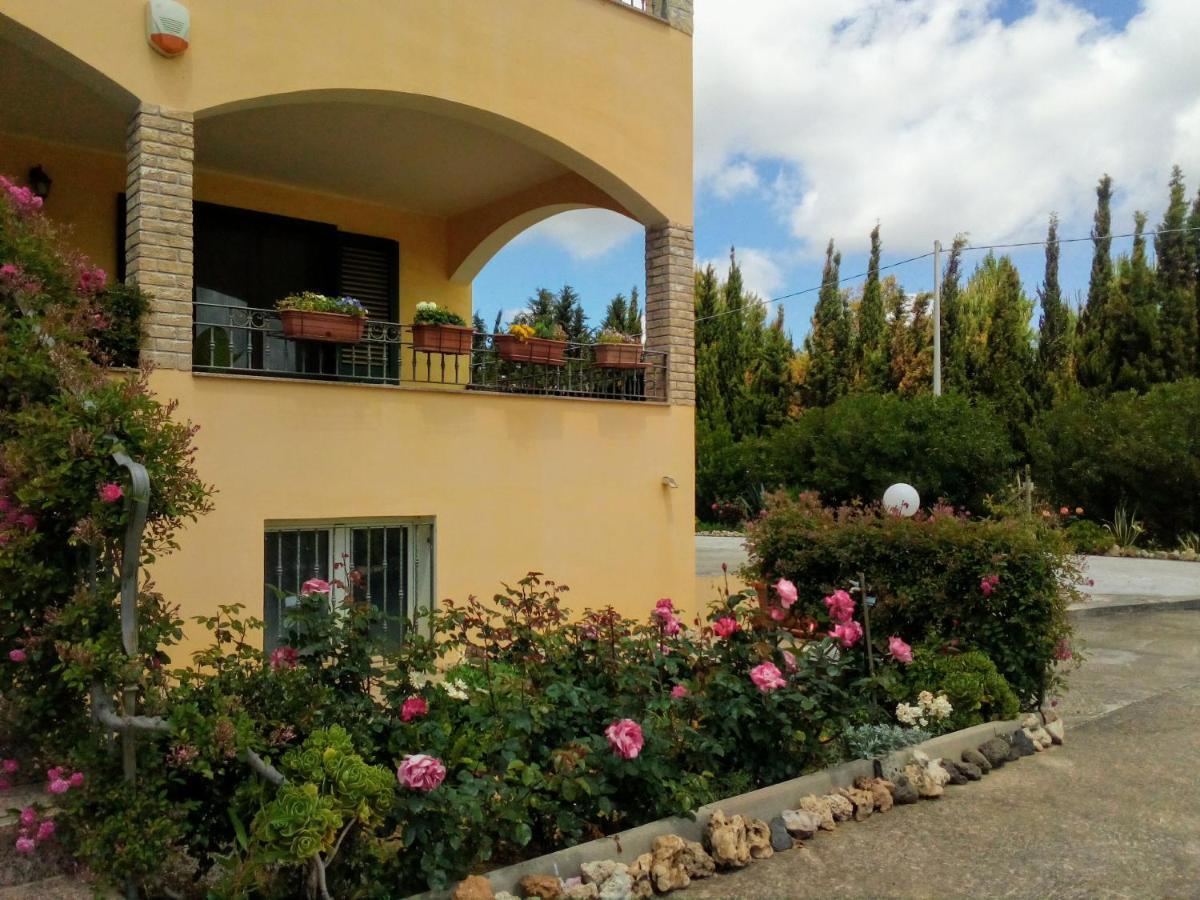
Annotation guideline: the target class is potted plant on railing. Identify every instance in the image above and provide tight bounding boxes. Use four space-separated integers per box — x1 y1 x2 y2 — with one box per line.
592 328 646 369
411 301 473 354
277 292 367 343
493 320 568 365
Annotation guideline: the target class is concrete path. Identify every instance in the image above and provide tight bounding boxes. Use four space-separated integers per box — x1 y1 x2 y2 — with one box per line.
686 606 1200 899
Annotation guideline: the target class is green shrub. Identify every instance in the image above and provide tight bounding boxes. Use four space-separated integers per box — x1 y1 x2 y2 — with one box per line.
745 492 1078 706
94 281 149 367
900 646 1020 730
1065 519 1112 554
1030 381 1200 542
843 723 931 760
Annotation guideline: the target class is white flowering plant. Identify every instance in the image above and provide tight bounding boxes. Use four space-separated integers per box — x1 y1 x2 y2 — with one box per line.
895 690 953 731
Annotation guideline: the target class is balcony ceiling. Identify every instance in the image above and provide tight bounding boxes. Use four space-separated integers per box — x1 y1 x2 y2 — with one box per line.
195 101 571 218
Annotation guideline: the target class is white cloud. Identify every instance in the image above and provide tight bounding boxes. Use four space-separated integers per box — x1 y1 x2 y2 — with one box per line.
709 160 762 199
507 208 642 260
701 247 785 299
694 0 1200 258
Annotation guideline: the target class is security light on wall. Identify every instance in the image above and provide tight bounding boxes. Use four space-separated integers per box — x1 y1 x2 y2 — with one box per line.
661 476 678 489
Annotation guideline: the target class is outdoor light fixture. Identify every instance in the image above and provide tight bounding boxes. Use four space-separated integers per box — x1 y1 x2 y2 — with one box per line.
27 165 51 200
883 482 920 517
661 476 678 489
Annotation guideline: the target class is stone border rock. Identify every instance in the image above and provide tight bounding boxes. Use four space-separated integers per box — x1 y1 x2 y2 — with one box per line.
409 718 1024 899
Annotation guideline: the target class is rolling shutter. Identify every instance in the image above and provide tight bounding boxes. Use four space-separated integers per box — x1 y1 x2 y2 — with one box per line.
337 232 399 381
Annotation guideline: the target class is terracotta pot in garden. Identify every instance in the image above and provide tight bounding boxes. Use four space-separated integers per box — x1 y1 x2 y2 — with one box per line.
592 342 646 369
280 310 365 343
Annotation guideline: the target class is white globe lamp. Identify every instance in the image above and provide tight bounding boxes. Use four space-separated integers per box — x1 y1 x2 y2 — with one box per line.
883 483 920 517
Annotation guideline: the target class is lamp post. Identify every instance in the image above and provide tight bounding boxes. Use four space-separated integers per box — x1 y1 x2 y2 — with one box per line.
883 482 920 518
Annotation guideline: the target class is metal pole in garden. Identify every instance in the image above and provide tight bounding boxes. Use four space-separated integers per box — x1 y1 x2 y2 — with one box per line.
932 239 942 397
859 570 874 676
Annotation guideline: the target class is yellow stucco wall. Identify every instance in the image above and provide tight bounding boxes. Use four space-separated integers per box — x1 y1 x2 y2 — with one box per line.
152 369 696 659
0 0 693 226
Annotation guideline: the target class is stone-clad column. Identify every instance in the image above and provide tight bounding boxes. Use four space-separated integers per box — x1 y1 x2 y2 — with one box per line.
126 104 194 370
645 223 694 405
652 0 694 34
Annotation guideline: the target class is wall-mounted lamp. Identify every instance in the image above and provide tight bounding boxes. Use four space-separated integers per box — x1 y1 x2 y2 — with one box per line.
27 165 51 200
661 476 678 489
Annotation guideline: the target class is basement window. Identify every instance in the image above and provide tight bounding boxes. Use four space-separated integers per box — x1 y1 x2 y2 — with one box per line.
263 520 435 650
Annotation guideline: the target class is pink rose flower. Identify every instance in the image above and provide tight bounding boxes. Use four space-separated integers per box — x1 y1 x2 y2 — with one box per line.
711 617 740 638
46 767 63 782
68 772 84 788
774 578 798 608
782 650 797 673
19 807 37 827
750 661 787 692
831 620 864 648
269 646 298 671
401 696 428 723
48 779 70 795
8 649 26 663
980 574 1000 597
604 719 645 759
1054 639 1072 661
823 589 856 624
397 754 446 791
15 836 35 854
300 578 331 596
768 607 785 622
36 820 55 841
98 482 123 503
1 759 18 775
655 598 674 613
887 636 914 664
670 684 689 699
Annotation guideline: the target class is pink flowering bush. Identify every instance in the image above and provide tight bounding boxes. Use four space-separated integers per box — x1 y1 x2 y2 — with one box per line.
604 719 645 758
749 661 786 692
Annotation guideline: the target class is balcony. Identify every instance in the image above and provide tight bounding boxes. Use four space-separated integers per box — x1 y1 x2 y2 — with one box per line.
192 303 668 402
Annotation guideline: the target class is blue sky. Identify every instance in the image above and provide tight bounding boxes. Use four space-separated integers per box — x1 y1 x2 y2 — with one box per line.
475 0 1189 341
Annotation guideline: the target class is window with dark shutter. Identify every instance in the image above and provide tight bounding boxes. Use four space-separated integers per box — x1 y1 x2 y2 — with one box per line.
337 232 399 381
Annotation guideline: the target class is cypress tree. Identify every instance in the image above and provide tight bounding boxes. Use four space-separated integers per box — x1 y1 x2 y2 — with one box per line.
1190 189 1200 374
857 223 888 391
1077 175 1115 390
973 255 1036 449
1037 214 1071 395
802 239 849 407
883 276 910 391
694 264 724 426
1156 166 1198 379
1109 212 1162 392
899 291 933 395
940 235 969 392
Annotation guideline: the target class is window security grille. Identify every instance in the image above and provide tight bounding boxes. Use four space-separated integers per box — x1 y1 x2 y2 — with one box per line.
263 521 434 650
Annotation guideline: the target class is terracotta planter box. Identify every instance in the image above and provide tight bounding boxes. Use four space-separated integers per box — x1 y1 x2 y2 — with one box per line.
592 342 646 369
494 334 567 366
280 310 365 344
412 323 474 355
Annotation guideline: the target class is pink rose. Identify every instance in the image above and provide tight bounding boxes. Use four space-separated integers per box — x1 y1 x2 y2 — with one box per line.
401 696 428 723
48 779 70 795
68 772 84 788
749 661 787 692
15 836 35 854
8 649 26 663
774 578 798 608
655 598 674 612
36 820 55 841
823 589 856 624
887 636 914 664
300 578 331 596
782 650 797 673
670 684 689 699
19 807 37 827
98 482 123 503
397 754 446 791
604 719 645 760
1 759 18 775
768 607 785 622
980 574 1000 597
46 767 63 781
269 646 298 671
711 617 740 638
1054 639 1072 661
831 620 864 648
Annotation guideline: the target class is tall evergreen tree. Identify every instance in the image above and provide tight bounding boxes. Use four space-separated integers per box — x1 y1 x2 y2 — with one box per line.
883 276 910 391
1037 214 1071 395
1155 166 1198 379
694 265 725 427
1108 212 1162 392
971 255 1036 448
1077 175 1115 389
802 240 849 407
899 291 933 396
555 284 588 343
940 235 969 392
601 286 642 336
856 223 888 391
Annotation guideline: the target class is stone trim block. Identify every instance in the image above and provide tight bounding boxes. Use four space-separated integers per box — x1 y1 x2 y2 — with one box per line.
126 104 194 370
645 223 695 405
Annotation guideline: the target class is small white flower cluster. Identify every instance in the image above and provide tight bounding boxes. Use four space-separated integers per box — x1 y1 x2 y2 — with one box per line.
440 679 470 701
416 301 438 312
896 690 953 728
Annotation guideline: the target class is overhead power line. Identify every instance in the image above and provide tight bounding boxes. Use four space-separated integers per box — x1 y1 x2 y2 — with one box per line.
693 223 1200 325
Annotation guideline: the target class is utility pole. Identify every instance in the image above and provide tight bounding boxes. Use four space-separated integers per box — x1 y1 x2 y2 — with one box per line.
932 239 942 397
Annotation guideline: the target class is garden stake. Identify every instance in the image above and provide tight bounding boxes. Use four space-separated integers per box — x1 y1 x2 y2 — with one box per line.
859 571 875 677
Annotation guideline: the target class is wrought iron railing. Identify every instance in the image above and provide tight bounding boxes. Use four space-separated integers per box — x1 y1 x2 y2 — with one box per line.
192 302 668 402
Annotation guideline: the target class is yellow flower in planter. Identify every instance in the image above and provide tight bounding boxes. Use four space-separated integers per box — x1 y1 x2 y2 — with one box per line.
508 323 536 342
